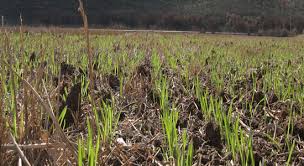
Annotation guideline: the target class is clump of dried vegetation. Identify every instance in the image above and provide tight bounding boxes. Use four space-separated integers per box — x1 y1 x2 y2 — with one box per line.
1 2 304 165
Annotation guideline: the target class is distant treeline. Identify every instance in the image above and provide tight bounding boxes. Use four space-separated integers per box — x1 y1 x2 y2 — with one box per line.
3 12 304 36
2 0 304 36
58 13 304 36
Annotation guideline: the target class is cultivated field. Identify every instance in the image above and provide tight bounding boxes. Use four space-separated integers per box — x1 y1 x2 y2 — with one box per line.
0 31 304 165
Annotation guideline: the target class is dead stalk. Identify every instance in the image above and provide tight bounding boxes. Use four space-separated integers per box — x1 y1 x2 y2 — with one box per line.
19 14 24 54
78 0 95 101
19 13 29 147
9 132 31 166
1 16 4 27
77 2 99 140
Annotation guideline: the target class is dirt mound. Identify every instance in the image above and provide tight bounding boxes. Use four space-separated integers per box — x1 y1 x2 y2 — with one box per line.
59 82 82 127
204 122 222 148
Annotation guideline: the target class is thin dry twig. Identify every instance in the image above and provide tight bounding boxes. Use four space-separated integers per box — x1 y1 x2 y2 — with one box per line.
1 143 64 150
9 132 31 166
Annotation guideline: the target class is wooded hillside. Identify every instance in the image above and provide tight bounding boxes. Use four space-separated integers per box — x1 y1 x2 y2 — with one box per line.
2 0 304 34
